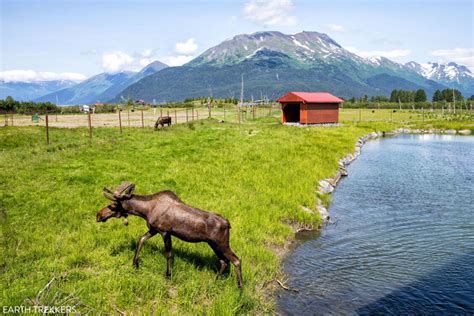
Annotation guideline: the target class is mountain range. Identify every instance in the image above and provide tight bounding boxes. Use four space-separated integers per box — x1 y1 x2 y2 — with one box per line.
35 61 168 104
115 31 473 102
4 31 474 104
405 61 474 94
0 80 76 101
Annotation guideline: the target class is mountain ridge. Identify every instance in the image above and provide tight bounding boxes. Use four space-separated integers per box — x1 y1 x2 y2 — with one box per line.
113 31 452 102
405 61 474 94
0 80 77 101
35 60 168 104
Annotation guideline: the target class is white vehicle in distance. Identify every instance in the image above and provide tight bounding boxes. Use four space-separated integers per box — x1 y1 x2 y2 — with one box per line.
80 105 91 113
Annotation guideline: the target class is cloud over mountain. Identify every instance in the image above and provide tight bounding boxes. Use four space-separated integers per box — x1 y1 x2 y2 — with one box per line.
243 0 296 26
102 51 134 73
0 70 86 83
431 48 474 71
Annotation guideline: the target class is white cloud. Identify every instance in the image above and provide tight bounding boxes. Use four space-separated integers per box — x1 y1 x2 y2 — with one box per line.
243 0 296 26
159 38 199 67
325 24 345 33
141 48 154 58
139 58 154 67
431 48 474 69
102 51 134 73
0 70 86 83
175 38 198 55
346 47 411 59
161 55 194 67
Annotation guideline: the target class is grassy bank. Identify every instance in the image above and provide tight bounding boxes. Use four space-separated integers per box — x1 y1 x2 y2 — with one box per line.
0 118 472 313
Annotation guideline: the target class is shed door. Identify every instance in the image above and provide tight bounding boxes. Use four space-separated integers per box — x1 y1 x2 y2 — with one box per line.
282 103 300 123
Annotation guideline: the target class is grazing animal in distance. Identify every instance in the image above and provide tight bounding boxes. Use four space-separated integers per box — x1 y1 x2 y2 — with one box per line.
154 116 172 129
96 182 243 288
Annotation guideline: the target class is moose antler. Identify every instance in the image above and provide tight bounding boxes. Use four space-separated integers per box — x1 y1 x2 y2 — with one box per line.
103 182 135 201
103 187 116 201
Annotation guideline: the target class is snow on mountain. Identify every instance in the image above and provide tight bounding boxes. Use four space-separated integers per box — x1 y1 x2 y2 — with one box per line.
187 31 367 67
406 61 473 82
405 61 474 94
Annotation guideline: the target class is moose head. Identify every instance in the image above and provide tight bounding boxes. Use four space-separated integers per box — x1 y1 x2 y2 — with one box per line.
96 181 135 223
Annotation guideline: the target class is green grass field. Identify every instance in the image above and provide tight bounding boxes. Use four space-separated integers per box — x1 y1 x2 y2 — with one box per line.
1 116 472 314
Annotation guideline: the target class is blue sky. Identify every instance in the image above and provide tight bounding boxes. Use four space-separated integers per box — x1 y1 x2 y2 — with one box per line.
1 0 472 81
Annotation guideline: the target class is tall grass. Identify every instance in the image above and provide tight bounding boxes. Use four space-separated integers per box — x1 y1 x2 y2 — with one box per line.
0 118 469 313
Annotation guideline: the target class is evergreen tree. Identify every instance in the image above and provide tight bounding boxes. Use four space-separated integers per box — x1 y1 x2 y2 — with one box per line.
432 90 442 102
414 89 427 102
390 90 399 103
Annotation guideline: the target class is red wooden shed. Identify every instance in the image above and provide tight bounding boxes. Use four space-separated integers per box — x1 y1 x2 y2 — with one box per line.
277 92 344 124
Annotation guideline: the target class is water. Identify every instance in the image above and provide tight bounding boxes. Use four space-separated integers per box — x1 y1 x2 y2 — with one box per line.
279 135 474 315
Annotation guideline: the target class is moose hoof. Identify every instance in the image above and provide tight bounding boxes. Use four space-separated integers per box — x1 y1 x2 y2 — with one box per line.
133 261 139 269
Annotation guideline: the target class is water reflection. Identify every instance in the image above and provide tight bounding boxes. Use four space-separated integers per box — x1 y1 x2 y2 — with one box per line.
278 135 474 315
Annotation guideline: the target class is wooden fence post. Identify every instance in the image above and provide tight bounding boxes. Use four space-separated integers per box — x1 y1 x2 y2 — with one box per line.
174 109 177 124
237 106 241 124
141 109 144 128
127 109 130 127
223 106 226 120
208 105 211 118
88 111 92 144
186 108 188 122
4 114 7 126
192 107 195 120
118 110 123 134
45 110 50 145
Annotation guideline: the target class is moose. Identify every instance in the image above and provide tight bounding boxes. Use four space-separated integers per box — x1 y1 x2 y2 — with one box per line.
154 116 172 129
96 182 243 288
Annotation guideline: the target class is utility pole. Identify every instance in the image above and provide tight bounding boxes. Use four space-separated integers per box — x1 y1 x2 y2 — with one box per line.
453 89 456 114
208 86 213 118
238 74 243 124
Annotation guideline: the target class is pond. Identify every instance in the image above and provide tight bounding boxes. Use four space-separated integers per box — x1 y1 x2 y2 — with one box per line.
279 134 474 315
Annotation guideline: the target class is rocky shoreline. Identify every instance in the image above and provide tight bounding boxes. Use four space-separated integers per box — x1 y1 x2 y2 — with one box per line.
277 126 473 254
315 127 472 222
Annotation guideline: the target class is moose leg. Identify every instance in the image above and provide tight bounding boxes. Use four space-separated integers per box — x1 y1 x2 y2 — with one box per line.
208 242 228 277
162 232 173 278
223 248 243 288
133 230 157 269
218 259 228 276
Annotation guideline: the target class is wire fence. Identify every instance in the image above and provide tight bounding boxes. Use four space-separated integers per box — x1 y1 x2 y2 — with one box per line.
2 106 472 145
1 105 278 144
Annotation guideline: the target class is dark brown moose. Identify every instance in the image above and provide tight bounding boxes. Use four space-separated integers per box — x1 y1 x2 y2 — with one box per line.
96 182 243 288
154 116 172 129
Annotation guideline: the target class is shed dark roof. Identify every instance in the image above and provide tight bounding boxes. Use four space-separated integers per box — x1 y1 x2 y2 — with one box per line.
277 92 344 103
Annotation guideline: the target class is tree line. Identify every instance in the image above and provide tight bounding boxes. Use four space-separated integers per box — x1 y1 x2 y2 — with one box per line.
389 89 427 103
432 89 465 102
346 89 473 108
0 96 57 114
